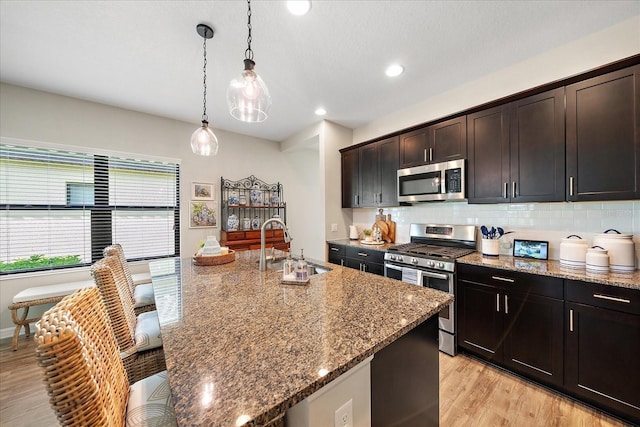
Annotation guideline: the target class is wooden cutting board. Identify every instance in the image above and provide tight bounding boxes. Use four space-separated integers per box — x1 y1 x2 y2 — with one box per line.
373 220 390 242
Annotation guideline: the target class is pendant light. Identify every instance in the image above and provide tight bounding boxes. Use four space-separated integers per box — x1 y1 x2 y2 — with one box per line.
227 0 272 122
191 24 219 156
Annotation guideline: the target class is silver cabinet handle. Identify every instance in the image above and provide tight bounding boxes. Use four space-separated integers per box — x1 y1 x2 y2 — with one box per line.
503 182 508 199
424 148 427 163
492 276 515 283
429 148 433 162
341 259 344 266
496 294 500 312
330 247 340 252
505 295 509 314
569 309 574 332
357 252 368 257
569 176 574 197
593 294 630 304
512 181 516 198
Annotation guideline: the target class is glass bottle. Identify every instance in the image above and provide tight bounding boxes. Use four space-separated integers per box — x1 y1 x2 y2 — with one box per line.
283 252 295 280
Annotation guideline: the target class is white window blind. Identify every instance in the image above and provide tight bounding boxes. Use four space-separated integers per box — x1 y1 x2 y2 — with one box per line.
0 143 180 274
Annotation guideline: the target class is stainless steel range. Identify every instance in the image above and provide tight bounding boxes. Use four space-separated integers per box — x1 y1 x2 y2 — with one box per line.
384 223 477 356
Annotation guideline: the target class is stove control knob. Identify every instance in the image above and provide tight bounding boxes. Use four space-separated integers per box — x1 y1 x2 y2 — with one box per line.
388 255 395 261
397 256 403 262
427 260 435 268
411 258 418 265
437 262 445 269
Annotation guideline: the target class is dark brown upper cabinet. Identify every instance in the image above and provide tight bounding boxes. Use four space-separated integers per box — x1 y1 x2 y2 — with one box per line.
566 65 640 201
399 116 467 169
341 136 399 208
468 88 565 203
341 148 360 208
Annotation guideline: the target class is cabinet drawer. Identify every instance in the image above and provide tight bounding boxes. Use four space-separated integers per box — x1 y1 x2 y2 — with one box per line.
327 243 346 257
457 264 563 299
566 280 640 315
345 246 384 264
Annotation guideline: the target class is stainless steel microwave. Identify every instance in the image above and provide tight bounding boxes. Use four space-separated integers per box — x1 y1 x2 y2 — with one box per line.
397 159 466 203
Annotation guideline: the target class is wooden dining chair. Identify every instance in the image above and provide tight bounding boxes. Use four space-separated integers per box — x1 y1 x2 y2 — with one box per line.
35 286 176 426
92 255 166 384
104 243 155 314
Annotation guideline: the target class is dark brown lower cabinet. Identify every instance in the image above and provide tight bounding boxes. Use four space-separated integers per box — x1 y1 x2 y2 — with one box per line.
457 264 564 388
326 242 384 276
565 281 640 424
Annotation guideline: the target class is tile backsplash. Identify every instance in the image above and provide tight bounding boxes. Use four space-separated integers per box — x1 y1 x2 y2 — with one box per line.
352 201 640 269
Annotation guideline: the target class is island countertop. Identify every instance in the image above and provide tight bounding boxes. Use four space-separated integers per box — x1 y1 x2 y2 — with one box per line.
149 250 452 426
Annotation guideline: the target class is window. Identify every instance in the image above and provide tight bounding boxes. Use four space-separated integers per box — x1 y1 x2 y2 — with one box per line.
0 143 180 274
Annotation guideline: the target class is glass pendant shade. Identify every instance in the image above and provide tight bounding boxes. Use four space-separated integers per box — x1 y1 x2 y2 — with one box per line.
190 121 219 156
227 59 272 122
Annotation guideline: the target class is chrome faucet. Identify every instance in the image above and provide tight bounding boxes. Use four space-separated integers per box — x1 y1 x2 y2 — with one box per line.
259 218 292 271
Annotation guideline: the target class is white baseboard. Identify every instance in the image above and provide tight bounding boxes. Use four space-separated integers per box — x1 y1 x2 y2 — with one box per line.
1 326 19 341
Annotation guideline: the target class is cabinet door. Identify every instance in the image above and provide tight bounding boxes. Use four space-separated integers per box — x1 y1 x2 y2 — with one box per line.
565 302 640 424
399 128 428 168
566 65 640 201
359 143 379 207
327 243 346 266
430 116 467 163
503 292 564 388
467 105 511 203
457 279 504 361
377 136 399 207
341 149 360 208
510 88 565 202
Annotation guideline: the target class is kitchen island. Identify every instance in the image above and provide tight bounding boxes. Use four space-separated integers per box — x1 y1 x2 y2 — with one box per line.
149 250 452 426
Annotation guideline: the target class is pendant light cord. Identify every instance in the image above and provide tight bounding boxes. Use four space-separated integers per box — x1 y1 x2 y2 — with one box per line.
245 0 253 61
202 34 208 122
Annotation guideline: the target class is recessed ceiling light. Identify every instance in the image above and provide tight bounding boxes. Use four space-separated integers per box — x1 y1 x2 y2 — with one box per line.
315 107 327 116
385 64 404 77
287 0 311 16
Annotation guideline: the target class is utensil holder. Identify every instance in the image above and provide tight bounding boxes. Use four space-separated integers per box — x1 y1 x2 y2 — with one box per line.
482 239 500 257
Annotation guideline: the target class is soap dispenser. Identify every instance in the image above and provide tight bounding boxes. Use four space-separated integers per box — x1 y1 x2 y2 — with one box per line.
295 249 308 281
283 252 295 280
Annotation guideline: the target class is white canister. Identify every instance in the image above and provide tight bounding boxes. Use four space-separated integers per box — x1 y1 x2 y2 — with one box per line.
559 235 588 268
586 246 609 273
593 229 636 272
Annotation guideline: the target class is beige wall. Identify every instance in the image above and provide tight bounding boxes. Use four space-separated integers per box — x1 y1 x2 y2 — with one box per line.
0 83 319 335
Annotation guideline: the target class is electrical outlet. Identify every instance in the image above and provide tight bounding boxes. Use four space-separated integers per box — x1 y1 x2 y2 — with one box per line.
334 399 353 427
331 223 338 232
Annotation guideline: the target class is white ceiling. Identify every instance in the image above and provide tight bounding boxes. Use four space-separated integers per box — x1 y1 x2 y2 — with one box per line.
1 1 638 142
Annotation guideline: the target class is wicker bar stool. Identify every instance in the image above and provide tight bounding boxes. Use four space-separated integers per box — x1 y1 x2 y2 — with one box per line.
35 287 176 427
92 256 166 384
104 243 155 314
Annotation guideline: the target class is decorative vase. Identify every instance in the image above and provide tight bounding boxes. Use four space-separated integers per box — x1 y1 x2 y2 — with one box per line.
251 216 261 230
228 191 239 206
227 214 239 231
250 189 263 206
243 218 251 230
239 194 247 206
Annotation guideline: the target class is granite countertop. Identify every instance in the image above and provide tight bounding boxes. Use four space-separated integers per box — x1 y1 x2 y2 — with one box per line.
327 238 397 251
149 250 451 426
458 253 640 290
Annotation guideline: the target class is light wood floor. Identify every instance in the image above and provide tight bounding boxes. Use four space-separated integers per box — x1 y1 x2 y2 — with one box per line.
0 336 632 426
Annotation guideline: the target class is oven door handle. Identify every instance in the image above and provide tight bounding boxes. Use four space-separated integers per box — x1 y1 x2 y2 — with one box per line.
419 270 449 281
384 263 403 272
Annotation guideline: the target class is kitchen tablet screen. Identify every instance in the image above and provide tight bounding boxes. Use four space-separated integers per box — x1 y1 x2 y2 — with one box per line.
513 239 548 260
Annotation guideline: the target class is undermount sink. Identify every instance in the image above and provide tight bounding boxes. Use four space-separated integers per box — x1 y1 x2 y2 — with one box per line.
261 258 332 275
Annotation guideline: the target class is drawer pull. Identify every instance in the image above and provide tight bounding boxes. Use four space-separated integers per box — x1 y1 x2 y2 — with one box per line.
492 276 515 283
569 309 573 332
593 294 630 304
330 247 340 252
357 252 368 257
496 294 500 312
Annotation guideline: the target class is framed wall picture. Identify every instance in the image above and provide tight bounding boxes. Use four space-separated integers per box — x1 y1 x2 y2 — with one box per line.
190 201 217 228
191 182 214 200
